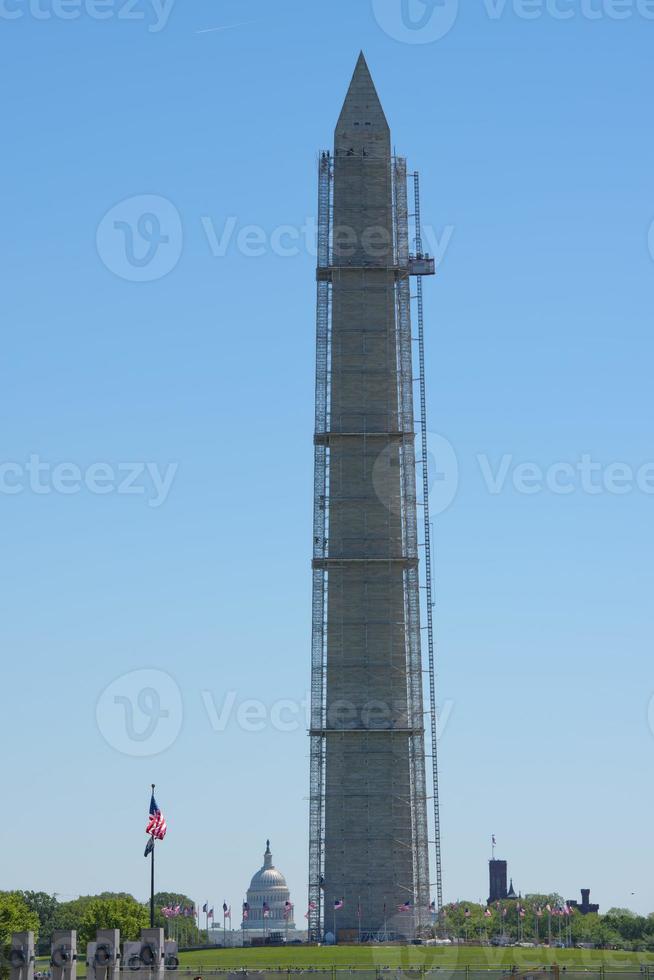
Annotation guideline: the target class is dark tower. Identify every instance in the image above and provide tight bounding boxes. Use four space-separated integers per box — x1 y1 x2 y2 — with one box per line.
488 860 508 904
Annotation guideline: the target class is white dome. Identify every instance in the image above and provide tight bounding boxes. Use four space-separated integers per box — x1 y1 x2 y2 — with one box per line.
250 866 287 888
242 840 296 931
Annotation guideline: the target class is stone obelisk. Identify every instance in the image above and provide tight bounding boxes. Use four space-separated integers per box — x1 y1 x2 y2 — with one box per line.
311 53 430 939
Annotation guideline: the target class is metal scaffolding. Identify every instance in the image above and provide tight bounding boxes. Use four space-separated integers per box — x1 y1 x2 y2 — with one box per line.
308 150 332 940
393 157 431 934
308 152 439 940
412 170 444 918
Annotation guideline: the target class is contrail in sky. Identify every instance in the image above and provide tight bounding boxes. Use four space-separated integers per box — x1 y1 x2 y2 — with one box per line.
195 21 255 34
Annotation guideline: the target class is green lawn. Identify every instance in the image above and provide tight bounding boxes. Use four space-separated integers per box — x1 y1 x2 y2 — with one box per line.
174 945 654 972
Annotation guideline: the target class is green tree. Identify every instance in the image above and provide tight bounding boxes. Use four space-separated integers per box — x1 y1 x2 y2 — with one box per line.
54 897 96 932
78 897 149 944
0 892 41 945
18 893 58 946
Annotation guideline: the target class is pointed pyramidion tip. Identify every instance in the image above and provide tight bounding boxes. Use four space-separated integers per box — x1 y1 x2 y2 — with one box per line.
336 51 389 141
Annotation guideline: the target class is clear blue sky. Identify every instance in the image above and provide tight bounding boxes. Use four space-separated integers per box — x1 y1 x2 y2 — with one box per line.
2 0 653 918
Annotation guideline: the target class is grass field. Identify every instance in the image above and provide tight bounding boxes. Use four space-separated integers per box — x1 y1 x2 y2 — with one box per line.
173 946 654 972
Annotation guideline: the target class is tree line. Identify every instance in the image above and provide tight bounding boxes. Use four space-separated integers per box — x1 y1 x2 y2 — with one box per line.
440 897 654 951
0 891 208 953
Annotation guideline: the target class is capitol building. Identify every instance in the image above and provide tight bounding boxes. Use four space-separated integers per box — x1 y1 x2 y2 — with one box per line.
242 840 296 935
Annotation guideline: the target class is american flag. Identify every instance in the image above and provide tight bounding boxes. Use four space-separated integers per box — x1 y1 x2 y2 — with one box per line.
208 908 214 920
242 902 250 921
519 907 526 919
202 903 208 914
305 901 317 919
284 901 293 920
484 909 492 919
146 793 167 841
429 900 436 913
536 907 543 918
263 901 271 919
464 908 471 919
397 900 412 913
334 899 344 911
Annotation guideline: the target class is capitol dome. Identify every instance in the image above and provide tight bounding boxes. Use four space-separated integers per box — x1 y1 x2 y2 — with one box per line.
242 840 295 933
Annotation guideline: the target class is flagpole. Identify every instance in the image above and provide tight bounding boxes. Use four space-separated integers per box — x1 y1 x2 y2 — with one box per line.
149 784 156 927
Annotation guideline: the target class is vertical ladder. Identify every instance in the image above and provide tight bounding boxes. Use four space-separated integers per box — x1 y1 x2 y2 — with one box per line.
413 170 443 916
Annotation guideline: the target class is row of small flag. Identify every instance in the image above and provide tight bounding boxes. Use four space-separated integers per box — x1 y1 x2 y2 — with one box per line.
242 901 294 920
305 899 428 918
161 906 196 919
447 903 576 919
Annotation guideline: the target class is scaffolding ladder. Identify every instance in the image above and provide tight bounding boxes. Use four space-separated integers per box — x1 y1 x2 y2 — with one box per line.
412 170 443 916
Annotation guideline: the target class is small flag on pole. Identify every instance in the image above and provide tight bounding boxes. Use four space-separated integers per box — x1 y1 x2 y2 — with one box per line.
242 902 250 921
484 908 492 918
284 901 293 920
305 901 317 919
263 901 271 918
334 899 344 911
397 900 412 913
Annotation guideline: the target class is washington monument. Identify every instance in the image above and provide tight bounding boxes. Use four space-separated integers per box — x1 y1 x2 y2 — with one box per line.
308 54 438 939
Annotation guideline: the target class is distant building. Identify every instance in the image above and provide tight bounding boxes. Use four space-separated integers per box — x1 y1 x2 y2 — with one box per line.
242 840 296 936
506 878 517 900
568 888 599 915
488 860 508 904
